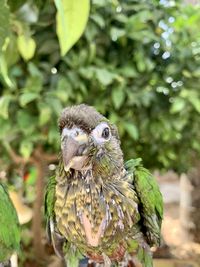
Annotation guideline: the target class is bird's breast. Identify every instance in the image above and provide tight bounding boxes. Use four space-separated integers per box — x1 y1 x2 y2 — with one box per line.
54 177 139 250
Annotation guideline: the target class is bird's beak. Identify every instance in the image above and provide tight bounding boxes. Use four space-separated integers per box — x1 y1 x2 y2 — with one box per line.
62 132 89 172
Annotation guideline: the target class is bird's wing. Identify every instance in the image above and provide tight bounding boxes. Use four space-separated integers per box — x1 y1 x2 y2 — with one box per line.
0 183 20 262
125 158 163 247
44 175 66 258
45 175 85 266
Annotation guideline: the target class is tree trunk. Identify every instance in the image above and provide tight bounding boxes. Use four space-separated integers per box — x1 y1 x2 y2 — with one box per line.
32 159 46 260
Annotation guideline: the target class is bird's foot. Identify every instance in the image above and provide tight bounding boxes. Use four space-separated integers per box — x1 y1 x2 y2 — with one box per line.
102 253 111 267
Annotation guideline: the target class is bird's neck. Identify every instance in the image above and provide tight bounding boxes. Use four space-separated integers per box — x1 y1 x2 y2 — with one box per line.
57 159 125 185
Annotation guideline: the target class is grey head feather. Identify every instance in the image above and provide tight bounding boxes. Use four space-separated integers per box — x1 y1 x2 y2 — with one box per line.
59 104 120 142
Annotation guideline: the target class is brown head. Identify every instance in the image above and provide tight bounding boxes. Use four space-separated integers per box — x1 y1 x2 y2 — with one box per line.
59 104 124 176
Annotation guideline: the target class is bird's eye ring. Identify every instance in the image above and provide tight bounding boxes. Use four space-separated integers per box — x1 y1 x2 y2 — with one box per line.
102 127 110 139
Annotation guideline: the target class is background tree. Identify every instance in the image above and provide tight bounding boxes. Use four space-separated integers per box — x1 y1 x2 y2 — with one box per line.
0 0 200 263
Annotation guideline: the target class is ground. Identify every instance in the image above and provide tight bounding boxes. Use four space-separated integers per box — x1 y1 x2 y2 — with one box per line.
155 171 200 267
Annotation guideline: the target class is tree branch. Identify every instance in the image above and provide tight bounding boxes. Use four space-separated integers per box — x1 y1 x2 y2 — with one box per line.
3 142 27 164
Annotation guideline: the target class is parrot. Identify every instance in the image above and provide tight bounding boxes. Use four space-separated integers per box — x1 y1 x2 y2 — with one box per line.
45 104 163 267
0 183 20 267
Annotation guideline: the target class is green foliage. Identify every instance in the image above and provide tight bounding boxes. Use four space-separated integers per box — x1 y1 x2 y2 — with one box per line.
0 0 10 51
55 0 90 56
17 35 36 61
0 0 200 172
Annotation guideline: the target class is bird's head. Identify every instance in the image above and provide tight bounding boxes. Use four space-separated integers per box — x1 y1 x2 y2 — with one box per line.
59 104 123 177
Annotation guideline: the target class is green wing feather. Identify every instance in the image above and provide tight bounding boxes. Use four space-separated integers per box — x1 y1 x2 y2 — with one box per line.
44 175 58 245
0 183 20 262
45 175 56 226
125 158 163 247
45 175 67 258
44 175 84 266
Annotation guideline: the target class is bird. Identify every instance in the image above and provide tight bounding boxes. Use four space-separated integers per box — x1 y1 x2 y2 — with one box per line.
45 104 163 267
0 183 20 267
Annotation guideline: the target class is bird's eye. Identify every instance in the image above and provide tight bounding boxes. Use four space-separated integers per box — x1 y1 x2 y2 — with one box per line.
102 127 110 139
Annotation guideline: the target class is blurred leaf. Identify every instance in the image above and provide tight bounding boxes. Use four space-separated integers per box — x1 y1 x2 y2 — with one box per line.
0 118 11 139
119 65 137 78
17 111 36 134
45 97 63 116
48 125 59 145
134 51 146 72
20 140 33 159
79 66 94 79
112 88 125 109
180 89 200 113
95 68 115 86
28 62 43 79
170 98 186 113
7 0 25 11
55 77 71 102
55 0 90 56
124 122 139 140
0 95 12 119
0 0 10 52
91 14 105 28
182 70 192 78
189 97 200 113
17 35 36 61
0 54 14 88
23 76 42 93
38 104 52 125
19 92 39 107
3 36 19 67
110 27 125 40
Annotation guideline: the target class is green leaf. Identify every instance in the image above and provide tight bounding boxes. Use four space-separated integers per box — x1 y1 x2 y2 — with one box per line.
23 76 43 93
124 122 139 140
19 92 39 107
134 51 146 72
170 98 185 113
17 35 36 61
189 97 200 113
0 118 11 139
3 36 19 67
91 14 105 28
39 104 52 125
95 68 115 86
110 27 125 41
54 0 90 56
7 0 25 12
17 111 36 134
46 97 63 116
48 125 59 145
0 54 14 88
0 0 10 52
20 140 33 159
185 93 200 113
0 95 12 119
55 77 71 102
112 88 125 109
